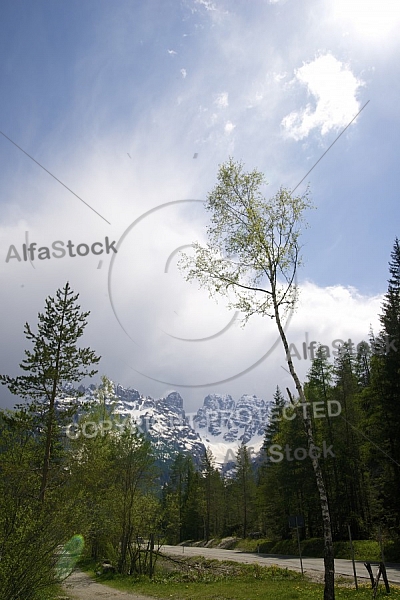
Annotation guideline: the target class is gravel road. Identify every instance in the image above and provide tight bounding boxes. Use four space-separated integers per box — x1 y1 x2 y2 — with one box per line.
62 569 155 600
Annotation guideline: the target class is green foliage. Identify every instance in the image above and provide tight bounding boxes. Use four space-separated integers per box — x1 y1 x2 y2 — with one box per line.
68 396 160 575
162 451 225 544
0 410 81 600
228 443 257 538
3 239 400 599
0 282 101 504
0 282 100 404
179 158 337 599
180 157 312 322
366 238 400 530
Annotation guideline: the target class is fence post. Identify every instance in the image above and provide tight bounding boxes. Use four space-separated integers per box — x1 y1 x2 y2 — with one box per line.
296 519 303 575
347 524 358 591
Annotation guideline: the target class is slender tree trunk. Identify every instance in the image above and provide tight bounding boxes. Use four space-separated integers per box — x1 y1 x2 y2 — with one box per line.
274 302 335 600
39 287 68 503
244 474 249 538
39 405 54 503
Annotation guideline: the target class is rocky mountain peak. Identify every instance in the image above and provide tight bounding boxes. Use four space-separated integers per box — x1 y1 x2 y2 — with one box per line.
163 391 184 412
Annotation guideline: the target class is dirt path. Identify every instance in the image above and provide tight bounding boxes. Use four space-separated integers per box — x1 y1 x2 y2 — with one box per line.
62 569 156 600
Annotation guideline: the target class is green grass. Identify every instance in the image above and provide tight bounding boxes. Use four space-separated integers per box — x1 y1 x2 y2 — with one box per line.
40 583 69 599
103 579 400 599
80 556 400 600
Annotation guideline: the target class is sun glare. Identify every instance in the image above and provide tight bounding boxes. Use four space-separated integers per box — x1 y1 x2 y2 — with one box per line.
333 0 400 40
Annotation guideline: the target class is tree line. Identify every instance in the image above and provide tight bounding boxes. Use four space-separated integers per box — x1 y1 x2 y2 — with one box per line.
0 236 399 598
0 160 399 600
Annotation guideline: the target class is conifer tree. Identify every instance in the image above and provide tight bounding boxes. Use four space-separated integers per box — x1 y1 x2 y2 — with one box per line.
235 443 257 538
263 386 286 449
0 282 100 503
370 239 400 531
200 447 222 541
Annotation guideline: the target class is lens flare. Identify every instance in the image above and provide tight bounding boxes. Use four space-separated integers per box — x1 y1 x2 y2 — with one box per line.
56 534 84 580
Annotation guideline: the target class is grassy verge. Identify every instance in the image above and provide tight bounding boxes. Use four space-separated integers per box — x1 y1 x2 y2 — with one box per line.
79 556 400 600
42 584 69 599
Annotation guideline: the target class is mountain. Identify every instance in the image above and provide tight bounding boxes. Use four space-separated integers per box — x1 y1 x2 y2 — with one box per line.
191 393 271 467
61 383 272 472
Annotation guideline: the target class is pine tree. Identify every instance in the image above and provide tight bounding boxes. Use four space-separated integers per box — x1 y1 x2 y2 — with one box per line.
331 344 370 537
181 462 203 541
369 239 400 531
263 386 286 449
235 443 257 538
200 447 215 541
0 282 100 503
169 453 189 541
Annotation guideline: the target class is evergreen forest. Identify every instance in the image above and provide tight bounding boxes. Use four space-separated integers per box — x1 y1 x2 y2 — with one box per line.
1 240 400 599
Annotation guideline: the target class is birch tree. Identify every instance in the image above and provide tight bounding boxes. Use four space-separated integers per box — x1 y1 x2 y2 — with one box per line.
179 157 335 599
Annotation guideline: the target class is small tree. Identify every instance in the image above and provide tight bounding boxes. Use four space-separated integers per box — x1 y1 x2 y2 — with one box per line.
180 158 335 599
199 447 224 540
264 386 286 449
111 427 156 575
0 410 81 599
68 386 117 562
0 282 101 503
235 443 257 538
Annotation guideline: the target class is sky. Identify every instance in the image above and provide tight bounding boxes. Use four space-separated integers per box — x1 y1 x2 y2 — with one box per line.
1 0 399 412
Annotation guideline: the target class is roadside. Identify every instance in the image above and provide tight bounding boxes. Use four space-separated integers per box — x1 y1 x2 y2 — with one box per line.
61 569 155 600
161 544 400 585
60 555 400 600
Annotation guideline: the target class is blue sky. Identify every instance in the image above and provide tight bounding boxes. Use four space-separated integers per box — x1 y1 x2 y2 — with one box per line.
1 0 399 410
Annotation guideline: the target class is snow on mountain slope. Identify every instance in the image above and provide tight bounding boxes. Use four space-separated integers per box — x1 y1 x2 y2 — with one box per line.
62 384 272 470
191 393 272 467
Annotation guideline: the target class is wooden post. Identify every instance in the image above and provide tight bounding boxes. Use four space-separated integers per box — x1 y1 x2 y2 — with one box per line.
380 562 390 594
149 533 154 578
378 526 390 594
364 561 390 597
364 562 375 588
373 564 382 599
296 518 304 575
347 525 358 590
378 526 385 563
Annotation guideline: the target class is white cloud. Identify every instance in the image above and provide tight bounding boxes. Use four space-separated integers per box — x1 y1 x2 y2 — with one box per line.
293 282 382 345
167 49 177 55
273 71 287 82
282 54 364 140
195 0 217 11
224 121 235 133
180 68 187 78
214 92 229 108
